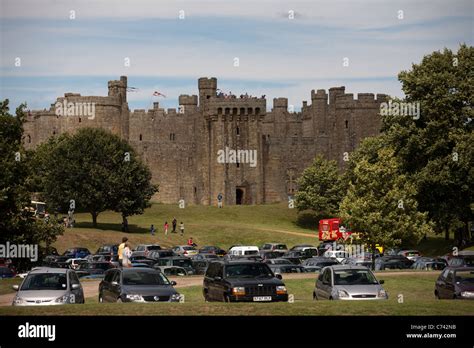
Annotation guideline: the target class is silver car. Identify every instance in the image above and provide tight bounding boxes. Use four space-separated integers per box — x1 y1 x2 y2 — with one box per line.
12 267 84 306
313 265 388 300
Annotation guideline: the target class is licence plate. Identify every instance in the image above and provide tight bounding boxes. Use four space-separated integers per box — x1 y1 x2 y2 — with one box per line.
253 296 272 302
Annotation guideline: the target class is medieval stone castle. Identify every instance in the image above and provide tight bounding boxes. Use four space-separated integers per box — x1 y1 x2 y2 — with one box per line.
23 76 387 205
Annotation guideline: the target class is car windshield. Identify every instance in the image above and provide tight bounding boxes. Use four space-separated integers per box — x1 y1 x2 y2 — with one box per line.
123 271 170 286
273 259 291 265
275 245 287 250
225 264 273 278
21 273 67 291
183 246 196 251
334 269 378 285
455 271 474 284
244 250 258 255
147 246 161 251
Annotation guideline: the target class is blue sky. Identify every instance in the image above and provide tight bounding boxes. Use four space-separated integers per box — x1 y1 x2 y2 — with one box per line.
1 0 472 111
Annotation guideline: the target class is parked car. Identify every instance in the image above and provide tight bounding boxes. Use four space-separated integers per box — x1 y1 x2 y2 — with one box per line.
77 261 117 278
95 244 119 260
98 267 181 303
228 246 260 258
12 267 84 305
259 251 282 260
412 257 447 271
172 245 198 257
290 244 316 251
132 244 162 258
129 255 156 267
43 255 70 268
260 243 288 255
199 246 226 257
192 253 219 262
65 258 88 270
374 255 413 270
191 254 219 275
0 266 16 278
398 250 421 261
147 249 176 260
323 250 351 263
342 256 374 270
281 251 307 265
434 267 474 299
302 257 339 272
130 263 152 268
313 265 388 300
155 266 188 277
268 264 306 274
203 260 288 302
63 247 91 259
264 258 293 266
152 257 195 275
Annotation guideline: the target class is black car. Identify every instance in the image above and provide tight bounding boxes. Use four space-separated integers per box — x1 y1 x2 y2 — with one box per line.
63 247 91 259
290 244 316 251
43 255 70 268
203 260 288 302
147 249 176 259
129 255 156 267
199 246 226 257
281 251 306 265
77 262 116 278
259 251 282 260
152 257 195 275
434 267 474 299
99 267 181 303
448 256 474 268
191 254 219 275
302 257 339 272
375 255 413 270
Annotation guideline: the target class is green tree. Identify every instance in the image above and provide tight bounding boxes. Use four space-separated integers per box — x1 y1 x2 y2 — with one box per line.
31 127 157 227
295 155 345 220
339 142 433 267
382 44 473 242
0 99 63 261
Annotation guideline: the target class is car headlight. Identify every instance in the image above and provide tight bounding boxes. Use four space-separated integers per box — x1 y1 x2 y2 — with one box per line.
378 289 387 298
125 294 144 302
13 296 25 305
337 290 349 298
276 286 287 295
170 293 181 301
232 287 245 296
461 291 474 298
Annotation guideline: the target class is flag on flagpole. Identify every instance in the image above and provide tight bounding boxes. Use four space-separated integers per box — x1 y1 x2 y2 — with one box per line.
127 87 139 92
153 91 166 98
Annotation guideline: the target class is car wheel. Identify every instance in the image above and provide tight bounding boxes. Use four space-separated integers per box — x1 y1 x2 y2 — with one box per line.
434 291 440 299
203 290 210 302
313 292 318 301
223 294 230 303
99 295 103 303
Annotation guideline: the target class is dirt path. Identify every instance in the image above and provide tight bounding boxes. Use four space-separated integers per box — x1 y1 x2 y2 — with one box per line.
0 271 436 306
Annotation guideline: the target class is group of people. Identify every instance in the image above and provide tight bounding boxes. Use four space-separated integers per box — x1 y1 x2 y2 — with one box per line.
151 217 185 236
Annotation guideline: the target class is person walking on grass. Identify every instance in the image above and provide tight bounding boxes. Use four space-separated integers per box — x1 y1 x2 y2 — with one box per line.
172 218 177 233
118 237 128 267
150 224 156 236
164 221 169 235
180 222 185 236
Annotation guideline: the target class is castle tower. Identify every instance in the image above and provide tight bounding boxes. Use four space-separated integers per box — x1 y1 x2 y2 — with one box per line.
108 76 128 104
198 77 217 106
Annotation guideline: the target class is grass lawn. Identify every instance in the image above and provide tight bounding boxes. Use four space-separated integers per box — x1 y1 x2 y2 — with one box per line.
52 203 458 257
2 273 473 316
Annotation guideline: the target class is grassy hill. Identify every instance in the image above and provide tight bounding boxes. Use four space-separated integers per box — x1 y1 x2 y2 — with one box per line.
52 203 456 256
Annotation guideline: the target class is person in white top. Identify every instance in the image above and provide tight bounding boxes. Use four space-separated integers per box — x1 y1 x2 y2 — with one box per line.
122 243 132 268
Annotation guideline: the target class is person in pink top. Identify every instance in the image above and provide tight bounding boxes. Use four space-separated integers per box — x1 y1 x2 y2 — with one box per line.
164 221 169 235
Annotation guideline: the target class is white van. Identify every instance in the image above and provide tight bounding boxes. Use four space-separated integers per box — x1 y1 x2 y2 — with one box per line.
228 246 260 257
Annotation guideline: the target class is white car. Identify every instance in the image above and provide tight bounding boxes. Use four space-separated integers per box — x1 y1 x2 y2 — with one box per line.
171 245 198 257
228 246 260 257
323 250 350 263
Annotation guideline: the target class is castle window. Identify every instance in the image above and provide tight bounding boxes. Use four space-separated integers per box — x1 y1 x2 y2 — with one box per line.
248 108 253 115
225 108 230 115
139 134 142 141
27 134 31 143
236 161 240 168
218 108 222 115
345 120 348 128
170 133 175 141
240 107 245 115
79 117 82 123
194 187 197 193
255 107 260 115
232 108 237 115
236 127 240 135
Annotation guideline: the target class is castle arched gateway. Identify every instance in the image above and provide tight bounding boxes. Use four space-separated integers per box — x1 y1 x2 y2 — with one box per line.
22 76 387 206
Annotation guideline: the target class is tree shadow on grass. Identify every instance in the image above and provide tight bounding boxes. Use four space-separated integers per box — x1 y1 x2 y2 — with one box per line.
74 222 149 234
294 211 320 231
